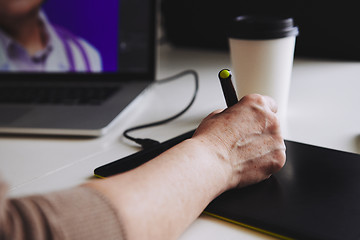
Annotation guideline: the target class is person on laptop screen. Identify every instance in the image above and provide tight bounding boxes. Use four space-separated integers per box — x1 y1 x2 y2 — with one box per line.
0 0 102 72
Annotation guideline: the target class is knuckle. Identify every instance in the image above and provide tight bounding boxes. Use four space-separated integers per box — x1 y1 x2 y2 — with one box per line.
267 114 281 131
265 139 286 173
242 94 265 106
275 149 286 168
271 134 283 145
266 150 286 174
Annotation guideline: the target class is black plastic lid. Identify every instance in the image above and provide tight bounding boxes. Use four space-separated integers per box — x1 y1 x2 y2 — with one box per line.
228 15 299 40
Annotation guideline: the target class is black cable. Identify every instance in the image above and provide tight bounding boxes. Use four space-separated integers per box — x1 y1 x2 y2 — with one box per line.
123 69 199 149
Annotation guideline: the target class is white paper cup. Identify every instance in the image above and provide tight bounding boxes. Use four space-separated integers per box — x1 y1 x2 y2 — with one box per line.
228 16 298 125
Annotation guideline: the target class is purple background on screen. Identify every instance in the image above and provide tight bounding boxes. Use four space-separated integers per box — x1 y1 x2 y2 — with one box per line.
43 0 119 72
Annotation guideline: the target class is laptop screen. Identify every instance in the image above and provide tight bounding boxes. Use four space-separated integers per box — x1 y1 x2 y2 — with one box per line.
0 0 155 79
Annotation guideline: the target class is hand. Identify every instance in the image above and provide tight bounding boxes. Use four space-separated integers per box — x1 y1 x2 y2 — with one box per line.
193 94 286 190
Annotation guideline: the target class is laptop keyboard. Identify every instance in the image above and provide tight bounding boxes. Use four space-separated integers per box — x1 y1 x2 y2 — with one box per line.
0 86 120 105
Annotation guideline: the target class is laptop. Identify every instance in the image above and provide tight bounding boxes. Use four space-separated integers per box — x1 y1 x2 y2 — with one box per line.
0 0 156 137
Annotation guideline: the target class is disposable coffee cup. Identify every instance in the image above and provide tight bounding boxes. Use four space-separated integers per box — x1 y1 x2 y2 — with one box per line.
228 15 298 125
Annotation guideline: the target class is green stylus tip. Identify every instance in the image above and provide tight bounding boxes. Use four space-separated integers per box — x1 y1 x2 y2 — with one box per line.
219 69 231 79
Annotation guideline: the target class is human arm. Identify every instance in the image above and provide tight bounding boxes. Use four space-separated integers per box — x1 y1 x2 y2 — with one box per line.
0 94 285 240
87 94 286 240
0 181 124 240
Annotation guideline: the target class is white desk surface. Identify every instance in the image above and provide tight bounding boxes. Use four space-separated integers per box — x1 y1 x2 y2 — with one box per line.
2 44 360 239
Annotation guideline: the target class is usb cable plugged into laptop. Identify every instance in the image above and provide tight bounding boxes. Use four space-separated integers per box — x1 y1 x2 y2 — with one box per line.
123 69 199 149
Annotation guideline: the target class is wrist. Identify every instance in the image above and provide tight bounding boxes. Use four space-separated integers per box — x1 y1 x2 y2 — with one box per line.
188 136 234 194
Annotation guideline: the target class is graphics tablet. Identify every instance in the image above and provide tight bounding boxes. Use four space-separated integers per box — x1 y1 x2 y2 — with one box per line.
95 131 360 239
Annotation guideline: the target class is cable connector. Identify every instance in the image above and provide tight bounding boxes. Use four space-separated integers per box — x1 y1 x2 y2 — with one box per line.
133 138 161 149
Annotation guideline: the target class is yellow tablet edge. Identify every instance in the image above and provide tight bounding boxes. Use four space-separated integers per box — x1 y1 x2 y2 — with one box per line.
203 211 294 240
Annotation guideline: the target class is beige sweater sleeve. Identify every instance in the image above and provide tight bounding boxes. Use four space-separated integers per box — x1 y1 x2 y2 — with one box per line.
0 180 125 240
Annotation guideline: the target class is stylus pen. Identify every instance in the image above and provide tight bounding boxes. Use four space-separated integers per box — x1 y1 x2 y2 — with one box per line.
218 69 238 107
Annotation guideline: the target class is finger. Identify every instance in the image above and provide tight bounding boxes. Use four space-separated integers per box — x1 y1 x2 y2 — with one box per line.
204 109 224 120
234 133 285 164
211 109 224 115
237 94 277 113
262 95 278 113
235 147 286 188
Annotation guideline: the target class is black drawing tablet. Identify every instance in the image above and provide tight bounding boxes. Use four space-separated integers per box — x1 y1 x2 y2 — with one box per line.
95 132 360 239
206 140 360 240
